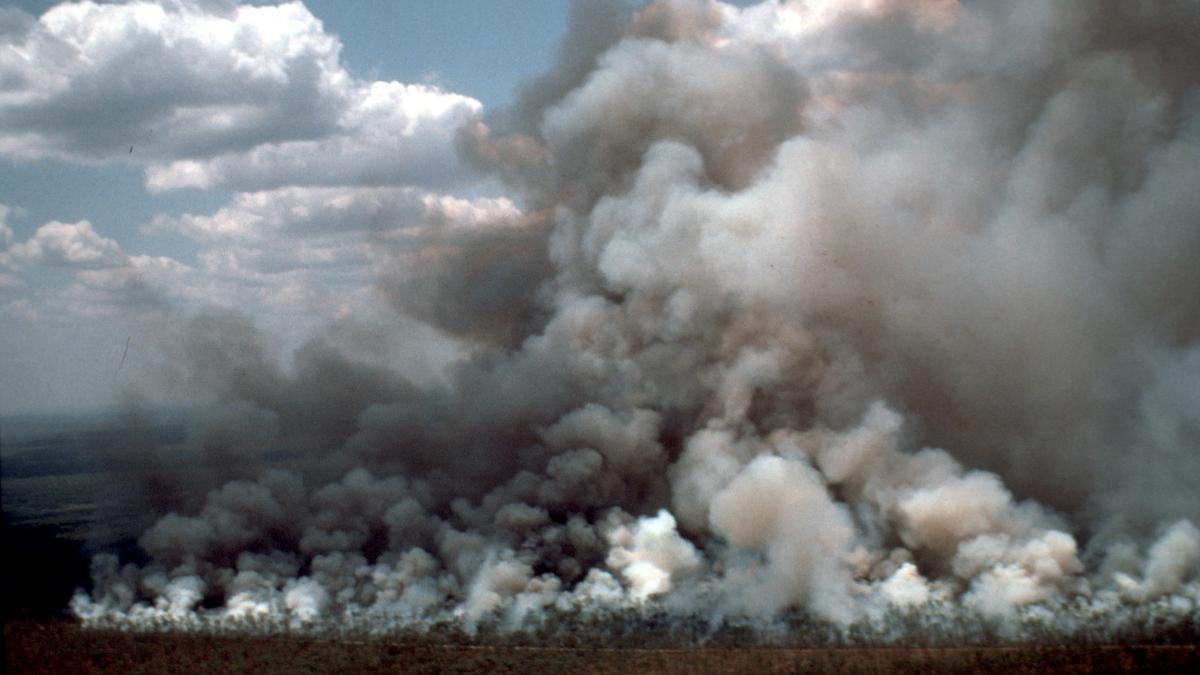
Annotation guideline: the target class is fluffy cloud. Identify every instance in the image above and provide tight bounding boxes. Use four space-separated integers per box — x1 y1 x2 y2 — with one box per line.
142 186 530 334
0 1 481 192
147 186 521 244
0 0 506 355
144 81 482 192
141 179 536 349
61 253 194 315
1 219 128 269
0 205 18 288
1 1 344 159
0 203 13 248
0 210 194 317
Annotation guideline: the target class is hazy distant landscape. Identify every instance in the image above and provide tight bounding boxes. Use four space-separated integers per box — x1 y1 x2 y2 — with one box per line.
3 410 191 526
2 410 178 618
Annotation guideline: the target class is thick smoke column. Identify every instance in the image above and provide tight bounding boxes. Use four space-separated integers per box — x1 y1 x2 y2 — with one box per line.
74 0 1199 641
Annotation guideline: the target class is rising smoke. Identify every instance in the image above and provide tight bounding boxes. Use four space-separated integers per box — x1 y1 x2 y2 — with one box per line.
73 0 1200 642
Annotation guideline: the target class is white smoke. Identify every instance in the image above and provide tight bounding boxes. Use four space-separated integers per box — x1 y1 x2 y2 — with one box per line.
72 0 1199 644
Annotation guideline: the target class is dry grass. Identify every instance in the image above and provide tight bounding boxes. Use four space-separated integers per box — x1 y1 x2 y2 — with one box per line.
5 619 1197 674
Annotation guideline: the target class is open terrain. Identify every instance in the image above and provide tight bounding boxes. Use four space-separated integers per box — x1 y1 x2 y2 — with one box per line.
4 620 1198 674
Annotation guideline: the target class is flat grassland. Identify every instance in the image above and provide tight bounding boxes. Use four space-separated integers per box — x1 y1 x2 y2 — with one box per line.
5 620 1197 674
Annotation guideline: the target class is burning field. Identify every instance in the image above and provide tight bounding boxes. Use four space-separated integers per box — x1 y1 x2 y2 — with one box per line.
2 0 1199 666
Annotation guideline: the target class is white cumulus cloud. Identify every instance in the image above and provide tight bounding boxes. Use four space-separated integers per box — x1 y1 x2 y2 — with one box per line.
1 219 128 269
0 1 482 192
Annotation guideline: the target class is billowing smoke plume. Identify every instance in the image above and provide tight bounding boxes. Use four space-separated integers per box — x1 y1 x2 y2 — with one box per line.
73 0 1200 642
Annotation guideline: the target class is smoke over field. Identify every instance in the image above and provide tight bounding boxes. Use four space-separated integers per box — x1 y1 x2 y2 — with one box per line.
65 0 1198 643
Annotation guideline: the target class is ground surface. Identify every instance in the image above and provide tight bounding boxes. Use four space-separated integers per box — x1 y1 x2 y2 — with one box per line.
5 619 1198 674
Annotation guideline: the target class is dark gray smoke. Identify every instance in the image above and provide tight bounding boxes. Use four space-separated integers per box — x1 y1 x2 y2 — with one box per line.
74 0 1199 641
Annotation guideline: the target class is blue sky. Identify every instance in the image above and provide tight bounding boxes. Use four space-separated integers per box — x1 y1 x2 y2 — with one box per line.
0 0 780 414
1 1 570 246
0 0 577 413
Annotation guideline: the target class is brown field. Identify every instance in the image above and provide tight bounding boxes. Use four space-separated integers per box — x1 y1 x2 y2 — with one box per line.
5 620 1197 674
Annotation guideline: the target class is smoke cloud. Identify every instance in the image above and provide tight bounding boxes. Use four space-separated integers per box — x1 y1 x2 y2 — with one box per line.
73 0 1199 643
